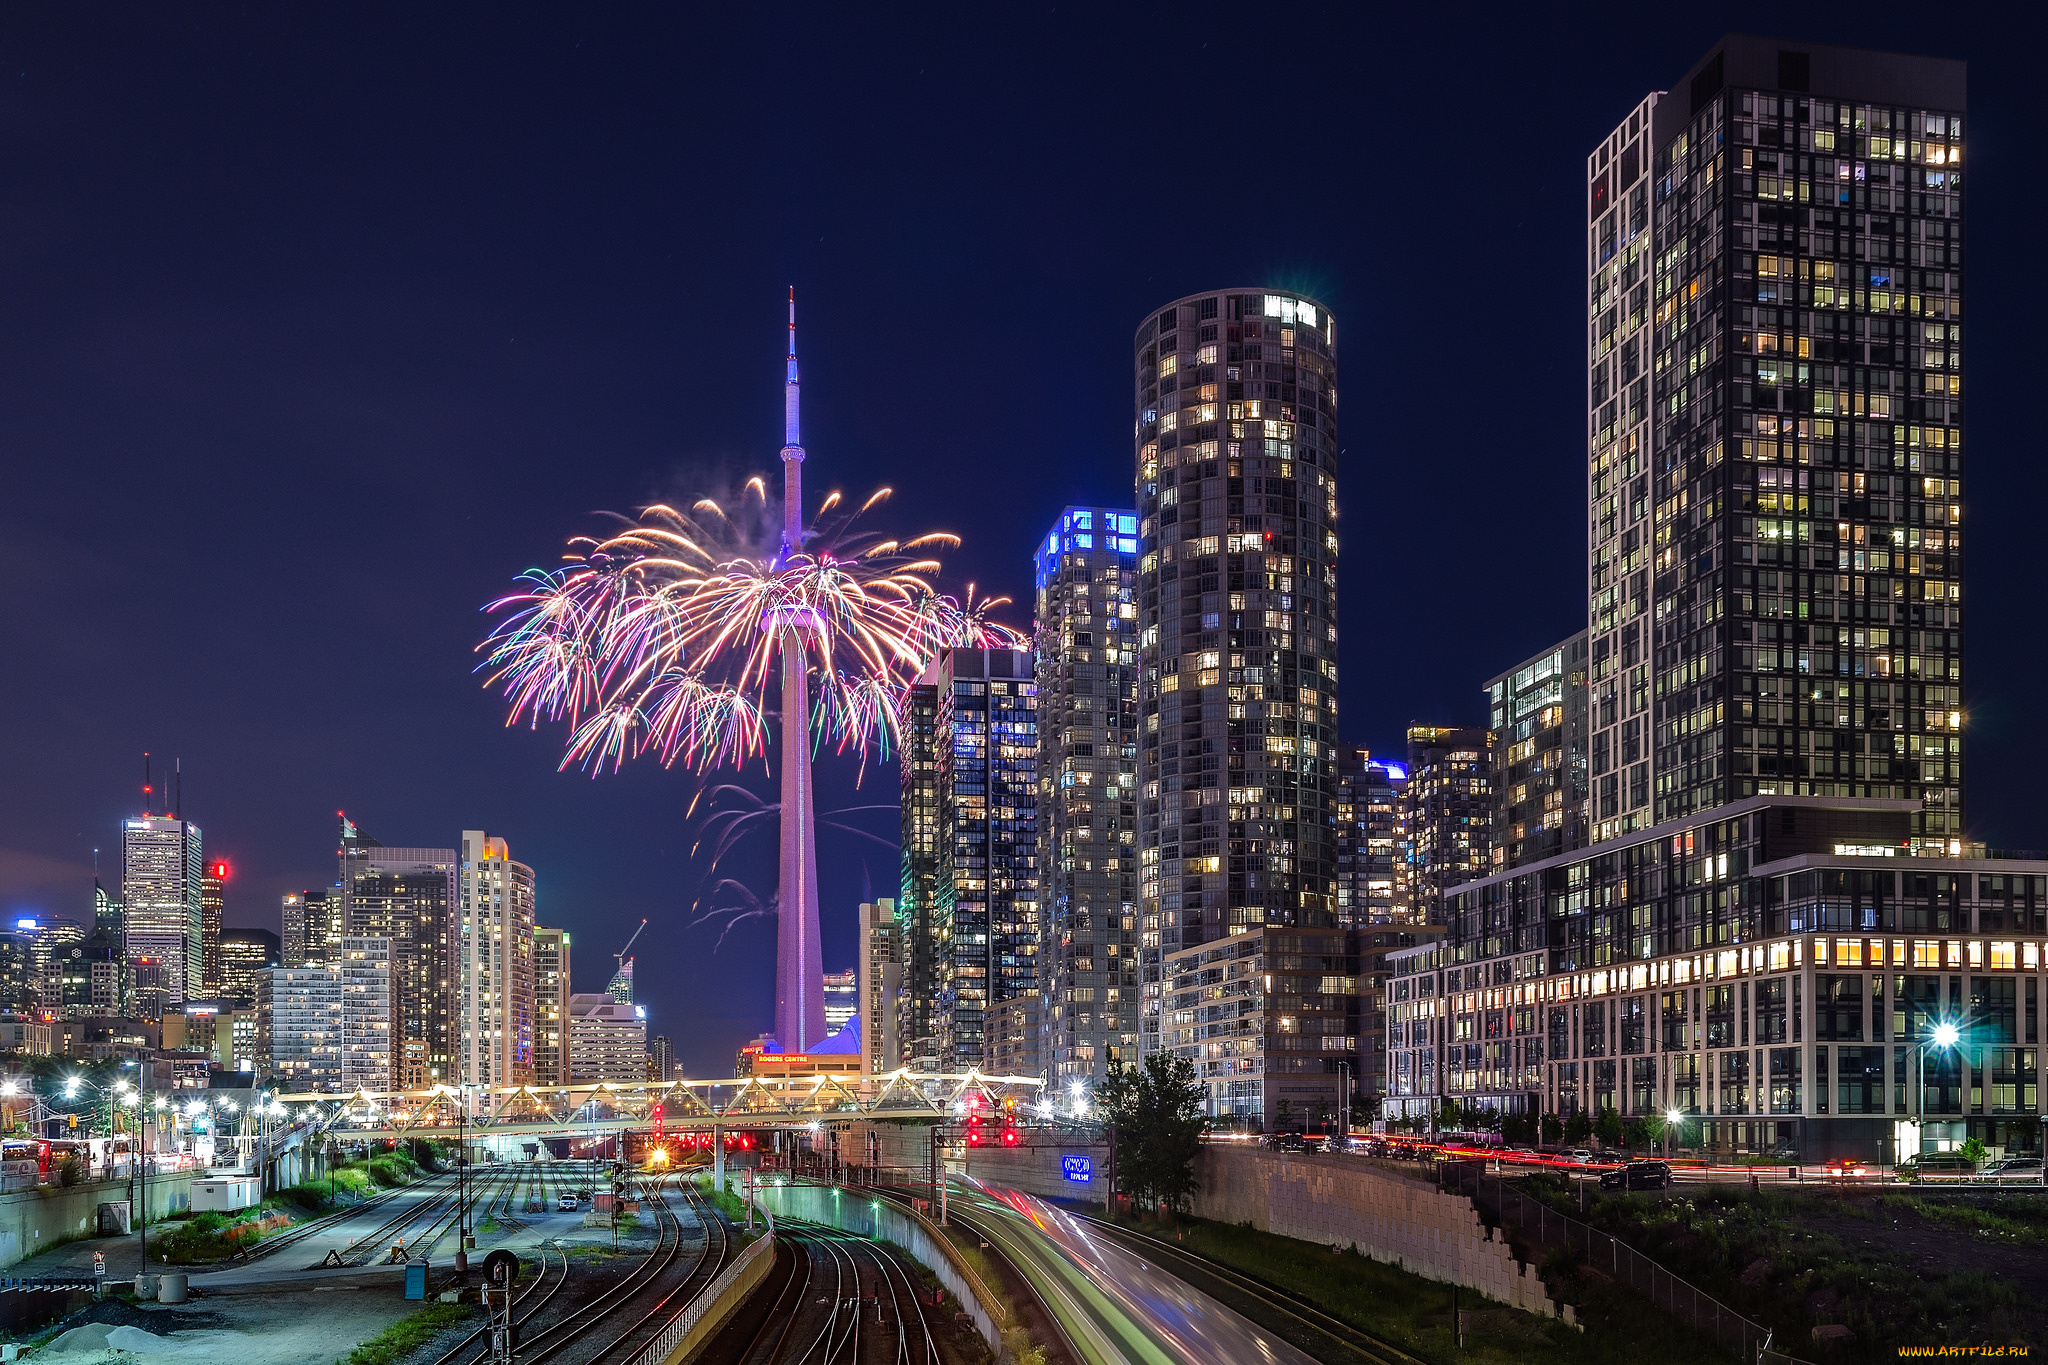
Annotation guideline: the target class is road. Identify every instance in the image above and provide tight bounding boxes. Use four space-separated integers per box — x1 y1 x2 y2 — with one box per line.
944 1179 1318 1365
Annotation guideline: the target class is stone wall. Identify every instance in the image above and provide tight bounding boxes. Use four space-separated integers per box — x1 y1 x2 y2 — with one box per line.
0 1169 205 1271
1191 1146 1557 1317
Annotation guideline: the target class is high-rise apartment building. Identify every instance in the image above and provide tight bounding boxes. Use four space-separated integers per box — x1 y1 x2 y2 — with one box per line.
258 964 343 1091
459 831 535 1088
295 888 342 966
899 647 1038 1070
1405 726 1495 923
1387 38 2011 1164
647 1034 674 1082
1335 747 1413 926
858 898 903 1076
533 926 572 1089
122 815 204 1005
338 822 458 1086
281 893 307 967
1034 506 1141 1086
1486 633 1591 872
340 937 394 1092
200 861 226 997
217 929 280 1004
1135 289 1341 1060
1584 37 1965 848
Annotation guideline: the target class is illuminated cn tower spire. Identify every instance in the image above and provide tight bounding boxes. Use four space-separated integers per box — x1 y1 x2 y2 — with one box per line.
774 288 827 1051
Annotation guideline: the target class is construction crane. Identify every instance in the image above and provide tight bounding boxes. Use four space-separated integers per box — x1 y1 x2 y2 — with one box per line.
615 918 647 977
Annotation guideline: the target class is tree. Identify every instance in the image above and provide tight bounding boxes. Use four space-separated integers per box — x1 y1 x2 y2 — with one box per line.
2011 1114 2042 1154
1595 1105 1625 1149
1623 1116 1651 1151
1274 1097 1294 1131
1098 1053 1206 1215
1541 1112 1564 1146
1564 1109 1593 1144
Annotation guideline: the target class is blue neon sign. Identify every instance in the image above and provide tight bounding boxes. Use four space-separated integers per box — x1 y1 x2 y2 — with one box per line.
1061 1155 1092 1183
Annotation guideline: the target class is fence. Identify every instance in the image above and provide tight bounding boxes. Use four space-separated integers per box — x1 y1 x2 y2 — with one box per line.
1442 1162 1816 1365
626 1207 775 1365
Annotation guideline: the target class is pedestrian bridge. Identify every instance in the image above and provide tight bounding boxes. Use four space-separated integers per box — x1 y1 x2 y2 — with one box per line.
268 1069 1045 1139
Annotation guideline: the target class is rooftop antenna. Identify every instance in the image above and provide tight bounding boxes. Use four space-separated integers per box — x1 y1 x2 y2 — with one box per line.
143 752 153 817
174 759 182 821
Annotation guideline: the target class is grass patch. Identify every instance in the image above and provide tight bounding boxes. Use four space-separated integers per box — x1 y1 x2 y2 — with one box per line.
1872 1191 2048 1245
694 1173 751 1226
337 1301 473 1365
1097 1210 1726 1365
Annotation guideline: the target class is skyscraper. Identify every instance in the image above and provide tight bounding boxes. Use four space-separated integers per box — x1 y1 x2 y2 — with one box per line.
340 936 394 1092
217 928 280 1004
1486 633 1591 872
1135 289 1341 1058
122 815 204 1006
93 880 123 939
1335 747 1413 926
858 898 903 1076
899 646 1038 1070
280 893 307 967
1034 506 1141 1086
1405 726 1495 923
459 830 535 1088
338 821 459 1085
567 993 645 1084
1583 37 1965 848
200 861 226 997
533 925 572 1089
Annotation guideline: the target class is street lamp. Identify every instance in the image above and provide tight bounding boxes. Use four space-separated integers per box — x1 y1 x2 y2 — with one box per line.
1902 1014 1970 1168
1664 1109 1684 1161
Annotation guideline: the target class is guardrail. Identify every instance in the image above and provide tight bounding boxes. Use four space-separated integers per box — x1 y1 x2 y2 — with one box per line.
1443 1162 1817 1365
627 1205 775 1365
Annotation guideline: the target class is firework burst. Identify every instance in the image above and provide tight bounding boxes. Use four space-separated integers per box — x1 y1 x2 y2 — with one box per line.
478 482 1020 774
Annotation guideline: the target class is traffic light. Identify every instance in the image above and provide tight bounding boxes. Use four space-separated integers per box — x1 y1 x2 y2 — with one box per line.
1000 1095 1018 1146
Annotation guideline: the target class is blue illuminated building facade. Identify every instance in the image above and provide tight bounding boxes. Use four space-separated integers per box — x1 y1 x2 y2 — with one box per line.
1035 507 1140 1084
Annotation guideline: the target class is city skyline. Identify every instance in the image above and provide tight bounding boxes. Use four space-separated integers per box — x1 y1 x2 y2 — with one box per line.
3 11 2041 1079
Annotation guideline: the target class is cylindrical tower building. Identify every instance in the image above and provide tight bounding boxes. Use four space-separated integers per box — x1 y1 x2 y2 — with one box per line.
1133 289 1340 1062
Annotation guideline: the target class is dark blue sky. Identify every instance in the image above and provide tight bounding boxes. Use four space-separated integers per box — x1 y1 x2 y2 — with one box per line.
2 5 2040 1075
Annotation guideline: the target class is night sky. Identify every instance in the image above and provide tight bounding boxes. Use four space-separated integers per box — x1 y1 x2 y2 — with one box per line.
3 6 2042 1076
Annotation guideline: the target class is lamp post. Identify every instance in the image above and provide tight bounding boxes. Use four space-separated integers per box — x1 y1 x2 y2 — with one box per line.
1337 1061 1351 1148
1664 1109 1684 1161
1902 1017 1966 1168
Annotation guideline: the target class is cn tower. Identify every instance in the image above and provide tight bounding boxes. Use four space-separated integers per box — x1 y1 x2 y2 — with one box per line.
774 290 827 1051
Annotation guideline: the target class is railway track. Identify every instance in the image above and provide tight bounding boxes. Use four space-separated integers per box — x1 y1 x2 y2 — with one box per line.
705 1215 940 1365
1064 1209 1426 1365
430 1173 731 1365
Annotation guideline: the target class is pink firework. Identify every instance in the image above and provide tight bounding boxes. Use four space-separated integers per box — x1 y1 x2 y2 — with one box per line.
478 484 1020 774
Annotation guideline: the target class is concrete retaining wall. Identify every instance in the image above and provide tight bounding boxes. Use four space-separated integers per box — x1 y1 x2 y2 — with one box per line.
1191 1146 1558 1317
657 1227 775 1365
0 1170 204 1271
751 1183 1001 1351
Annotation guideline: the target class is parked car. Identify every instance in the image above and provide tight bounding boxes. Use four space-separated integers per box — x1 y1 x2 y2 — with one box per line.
1982 1157 2044 1183
1820 1158 1871 1180
1896 1153 1977 1182
1568 1148 1596 1165
1599 1160 1673 1191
